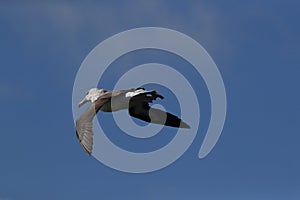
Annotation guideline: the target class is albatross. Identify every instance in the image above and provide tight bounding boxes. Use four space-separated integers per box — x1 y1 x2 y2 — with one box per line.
76 87 190 155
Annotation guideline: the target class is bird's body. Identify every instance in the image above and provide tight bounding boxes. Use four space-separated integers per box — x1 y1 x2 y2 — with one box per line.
76 87 190 155
100 88 139 112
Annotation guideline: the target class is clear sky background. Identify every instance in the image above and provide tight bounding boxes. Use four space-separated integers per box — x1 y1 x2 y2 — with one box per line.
1 1 299 200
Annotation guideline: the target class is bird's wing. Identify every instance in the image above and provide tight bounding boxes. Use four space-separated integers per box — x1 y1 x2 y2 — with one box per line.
128 91 190 128
75 91 112 155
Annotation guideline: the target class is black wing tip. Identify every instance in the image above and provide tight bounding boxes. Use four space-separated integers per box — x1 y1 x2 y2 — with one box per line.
151 91 164 99
165 119 190 129
157 93 164 99
179 121 191 129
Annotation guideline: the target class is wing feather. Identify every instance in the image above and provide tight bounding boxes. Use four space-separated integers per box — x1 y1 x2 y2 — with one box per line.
75 92 112 155
128 91 190 128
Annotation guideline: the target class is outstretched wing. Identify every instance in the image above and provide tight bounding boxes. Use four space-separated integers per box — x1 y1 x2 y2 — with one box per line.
75 92 112 155
128 91 190 128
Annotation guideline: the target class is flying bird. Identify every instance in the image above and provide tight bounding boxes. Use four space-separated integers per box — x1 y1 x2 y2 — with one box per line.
75 87 190 155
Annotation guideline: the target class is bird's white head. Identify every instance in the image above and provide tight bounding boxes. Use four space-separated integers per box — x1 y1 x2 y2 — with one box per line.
78 88 104 108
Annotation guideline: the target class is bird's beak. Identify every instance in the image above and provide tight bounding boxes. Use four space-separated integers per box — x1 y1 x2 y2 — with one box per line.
78 97 88 108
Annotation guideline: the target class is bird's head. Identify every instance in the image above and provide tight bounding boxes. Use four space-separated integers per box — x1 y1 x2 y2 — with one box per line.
78 88 104 108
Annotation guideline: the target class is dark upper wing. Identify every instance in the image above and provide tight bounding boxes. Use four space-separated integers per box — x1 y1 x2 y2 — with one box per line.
75 92 112 155
128 91 190 128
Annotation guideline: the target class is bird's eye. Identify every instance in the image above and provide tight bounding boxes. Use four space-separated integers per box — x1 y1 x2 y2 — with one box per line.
86 92 89 95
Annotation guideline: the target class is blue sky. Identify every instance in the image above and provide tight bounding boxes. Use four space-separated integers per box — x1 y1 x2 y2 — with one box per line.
1 1 299 199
